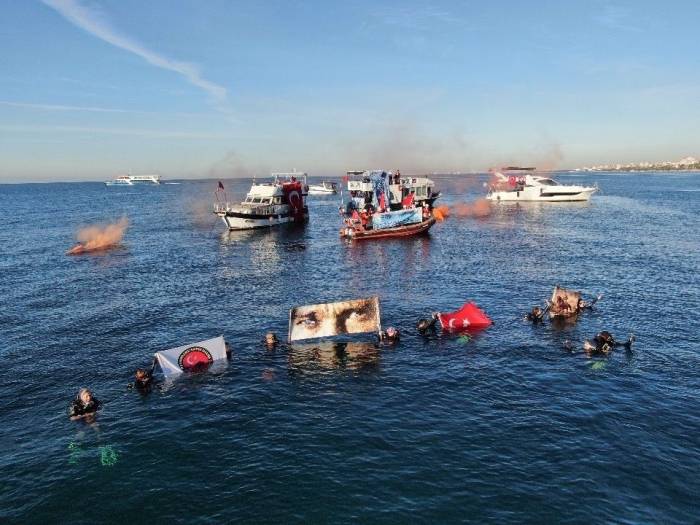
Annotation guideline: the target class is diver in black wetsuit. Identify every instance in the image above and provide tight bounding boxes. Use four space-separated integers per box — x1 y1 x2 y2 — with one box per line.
417 314 439 334
584 331 634 355
525 306 547 323
564 331 635 354
127 356 160 393
69 388 102 420
378 327 400 344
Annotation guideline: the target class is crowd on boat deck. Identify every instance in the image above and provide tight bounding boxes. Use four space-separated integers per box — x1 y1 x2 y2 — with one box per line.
343 170 430 232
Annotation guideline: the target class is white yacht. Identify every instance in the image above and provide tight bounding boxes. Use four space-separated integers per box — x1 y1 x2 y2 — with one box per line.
105 174 161 186
308 180 338 195
487 168 596 202
214 172 309 230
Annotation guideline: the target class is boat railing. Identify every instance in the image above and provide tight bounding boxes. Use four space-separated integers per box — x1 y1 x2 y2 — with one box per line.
214 203 280 216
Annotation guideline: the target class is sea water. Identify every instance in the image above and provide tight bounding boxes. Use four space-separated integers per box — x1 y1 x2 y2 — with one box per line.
1 173 699 523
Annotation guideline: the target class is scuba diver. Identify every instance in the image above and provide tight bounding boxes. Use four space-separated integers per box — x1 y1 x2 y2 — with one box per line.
128 356 159 393
265 332 279 350
417 314 439 334
525 305 548 323
564 331 635 355
378 327 400 344
584 331 634 355
127 367 155 392
577 294 603 312
69 388 102 420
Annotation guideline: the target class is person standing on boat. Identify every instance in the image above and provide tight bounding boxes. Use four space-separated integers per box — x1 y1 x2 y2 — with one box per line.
402 190 415 209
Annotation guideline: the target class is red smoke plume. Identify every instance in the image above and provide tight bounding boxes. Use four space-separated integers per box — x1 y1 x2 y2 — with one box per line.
434 199 492 220
67 217 129 255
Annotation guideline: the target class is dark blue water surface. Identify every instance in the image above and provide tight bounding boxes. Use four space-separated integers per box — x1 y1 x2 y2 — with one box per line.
1 173 699 523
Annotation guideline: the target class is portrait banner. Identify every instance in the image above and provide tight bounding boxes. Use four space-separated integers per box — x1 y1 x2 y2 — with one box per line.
288 297 381 342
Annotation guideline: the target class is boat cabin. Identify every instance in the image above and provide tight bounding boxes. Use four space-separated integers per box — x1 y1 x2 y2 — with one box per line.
345 170 439 212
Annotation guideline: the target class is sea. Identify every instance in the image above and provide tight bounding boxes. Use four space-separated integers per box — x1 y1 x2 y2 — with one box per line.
1 172 699 523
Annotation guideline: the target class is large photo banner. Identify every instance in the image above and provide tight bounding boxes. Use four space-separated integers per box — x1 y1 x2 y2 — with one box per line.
288 297 381 342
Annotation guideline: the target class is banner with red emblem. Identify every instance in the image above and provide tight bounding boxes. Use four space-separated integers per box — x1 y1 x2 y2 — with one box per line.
155 335 227 377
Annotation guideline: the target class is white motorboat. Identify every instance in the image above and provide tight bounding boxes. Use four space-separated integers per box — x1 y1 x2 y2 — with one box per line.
487 168 596 202
214 172 309 230
105 174 161 185
308 180 338 195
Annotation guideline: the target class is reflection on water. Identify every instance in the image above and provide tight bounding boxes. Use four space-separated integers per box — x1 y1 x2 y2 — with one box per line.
344 235 432 281
288 340 380 375
217 225 307 277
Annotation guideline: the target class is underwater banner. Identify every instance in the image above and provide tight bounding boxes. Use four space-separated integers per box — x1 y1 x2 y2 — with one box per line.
155 335 227 377
288 297 381 342
371 208 422 230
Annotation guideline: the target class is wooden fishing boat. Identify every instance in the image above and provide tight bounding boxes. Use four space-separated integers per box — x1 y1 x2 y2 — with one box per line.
340 169 440 241
341 217 435 240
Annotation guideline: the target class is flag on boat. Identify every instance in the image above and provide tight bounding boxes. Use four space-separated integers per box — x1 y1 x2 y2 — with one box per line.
155 335 227 377
288 297 381 342
218 181 225 190
437 302 492 331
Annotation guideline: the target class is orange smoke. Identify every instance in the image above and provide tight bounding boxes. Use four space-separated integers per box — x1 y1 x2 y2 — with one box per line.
454 199 492 218
433 205 450 221
435 199 492 220
67 217 129 255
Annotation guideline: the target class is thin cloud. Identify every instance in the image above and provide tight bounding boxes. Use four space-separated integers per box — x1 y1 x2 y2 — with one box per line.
0 100 205 117
41 0 231 114
593 3 642 32
0 124 230 140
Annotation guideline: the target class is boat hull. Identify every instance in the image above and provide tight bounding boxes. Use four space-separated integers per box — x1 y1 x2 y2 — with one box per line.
487 187 596 202
308 188 337 195
341 217 436 240
216 210 309 230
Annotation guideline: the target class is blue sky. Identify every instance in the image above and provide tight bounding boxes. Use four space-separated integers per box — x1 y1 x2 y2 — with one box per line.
1 0 699 181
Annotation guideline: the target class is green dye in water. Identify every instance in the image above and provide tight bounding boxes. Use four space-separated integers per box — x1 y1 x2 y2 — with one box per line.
68 442 82 465
458 335 471 345
99 445 118 467
590 361 606 371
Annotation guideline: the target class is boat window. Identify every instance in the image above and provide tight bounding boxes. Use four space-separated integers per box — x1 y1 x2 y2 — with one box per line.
252 197 262 203
273 197 281 204
539 179 558 186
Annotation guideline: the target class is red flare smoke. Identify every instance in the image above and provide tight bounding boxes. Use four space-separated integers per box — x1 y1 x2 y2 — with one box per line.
432 199 492 221
66 217 129 255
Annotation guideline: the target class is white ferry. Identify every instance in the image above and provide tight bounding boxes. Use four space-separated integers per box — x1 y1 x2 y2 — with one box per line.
308 180 338 195
486 167 596 202
105 174 161 186
214 172 309 230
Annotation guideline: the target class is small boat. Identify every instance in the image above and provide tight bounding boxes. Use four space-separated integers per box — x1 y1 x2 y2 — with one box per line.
105 174 161 185
342 217 436 240
308 181 338 195
339 170 439 240
486 167 596 202
214 172 309 230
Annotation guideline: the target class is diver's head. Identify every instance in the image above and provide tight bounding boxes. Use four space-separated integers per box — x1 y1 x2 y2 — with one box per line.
265 332 279 347
417 319 432 332
598 331 614 344
531 306 542 317
135 369 149 381
78 388 93 405
385 327 400 342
